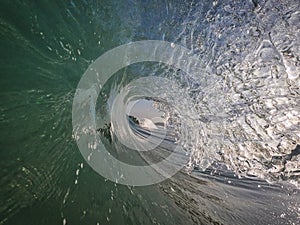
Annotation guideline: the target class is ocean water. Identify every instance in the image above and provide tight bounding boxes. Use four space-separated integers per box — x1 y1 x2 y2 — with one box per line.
1 0 300 225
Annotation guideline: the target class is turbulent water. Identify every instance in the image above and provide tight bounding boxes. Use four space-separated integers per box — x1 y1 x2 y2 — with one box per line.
1 0 300 224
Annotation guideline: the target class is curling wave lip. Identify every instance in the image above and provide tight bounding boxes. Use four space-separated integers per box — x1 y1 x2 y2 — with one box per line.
72 40 203 186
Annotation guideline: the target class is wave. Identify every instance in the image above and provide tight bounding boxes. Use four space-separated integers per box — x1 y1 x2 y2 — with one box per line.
1 0 300 224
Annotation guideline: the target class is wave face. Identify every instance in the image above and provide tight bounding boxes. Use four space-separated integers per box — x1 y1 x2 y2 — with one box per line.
174 0 300 187
1 0 300 224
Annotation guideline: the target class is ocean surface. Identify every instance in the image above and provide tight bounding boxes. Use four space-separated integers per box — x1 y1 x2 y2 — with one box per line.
1 0 300 224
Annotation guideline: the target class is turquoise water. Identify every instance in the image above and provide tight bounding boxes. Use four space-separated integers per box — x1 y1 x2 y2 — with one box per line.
1 0 300 224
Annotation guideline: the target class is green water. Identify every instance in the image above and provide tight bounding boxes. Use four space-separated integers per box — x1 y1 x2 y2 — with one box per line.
0 1 191 224
1 0 300 225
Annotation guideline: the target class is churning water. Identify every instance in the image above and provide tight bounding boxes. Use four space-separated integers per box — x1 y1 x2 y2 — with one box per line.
1 0 300 224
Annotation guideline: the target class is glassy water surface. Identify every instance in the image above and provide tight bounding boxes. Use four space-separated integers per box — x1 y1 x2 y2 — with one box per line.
0 0 299 224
